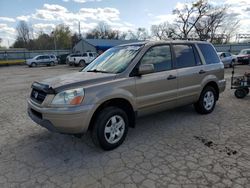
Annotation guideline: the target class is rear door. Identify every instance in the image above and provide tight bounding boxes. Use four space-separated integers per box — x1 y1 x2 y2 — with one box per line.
173 44 204 106
135 45 178 115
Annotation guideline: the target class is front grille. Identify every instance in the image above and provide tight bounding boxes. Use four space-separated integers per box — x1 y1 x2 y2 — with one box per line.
30 89 47 104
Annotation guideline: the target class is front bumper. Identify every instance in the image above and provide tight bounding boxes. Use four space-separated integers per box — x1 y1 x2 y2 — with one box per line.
27 99 95 134
218 79 226 93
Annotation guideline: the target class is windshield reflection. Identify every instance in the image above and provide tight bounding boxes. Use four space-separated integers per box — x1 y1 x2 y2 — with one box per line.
83 45 143 74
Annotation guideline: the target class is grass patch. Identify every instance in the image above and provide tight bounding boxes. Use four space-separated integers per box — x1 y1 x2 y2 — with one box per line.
0 59 25 66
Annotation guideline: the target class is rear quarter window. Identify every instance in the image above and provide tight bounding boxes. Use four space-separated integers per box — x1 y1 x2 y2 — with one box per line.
197 43 220 64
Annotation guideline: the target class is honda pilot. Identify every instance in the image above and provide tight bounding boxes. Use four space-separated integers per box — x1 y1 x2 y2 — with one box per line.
28 41 226 150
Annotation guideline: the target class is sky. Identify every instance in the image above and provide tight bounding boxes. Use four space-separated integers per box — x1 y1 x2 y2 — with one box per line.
0 0 250 47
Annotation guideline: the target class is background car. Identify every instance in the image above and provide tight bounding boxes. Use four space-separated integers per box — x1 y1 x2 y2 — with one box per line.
66 54 81 66
217 52 236 67
73 52 98 67
26 55 57 67
49 55 58 64
57 53 70 64
237 49 250 65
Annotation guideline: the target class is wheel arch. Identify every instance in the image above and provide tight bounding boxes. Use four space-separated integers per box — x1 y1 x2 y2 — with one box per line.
202 81 219 100
88 98 136 131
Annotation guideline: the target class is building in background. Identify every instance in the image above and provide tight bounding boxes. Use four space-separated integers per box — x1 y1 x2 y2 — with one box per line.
73 39 141 54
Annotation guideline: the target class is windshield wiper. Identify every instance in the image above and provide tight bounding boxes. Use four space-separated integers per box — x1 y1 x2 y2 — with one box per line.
87 69 111 73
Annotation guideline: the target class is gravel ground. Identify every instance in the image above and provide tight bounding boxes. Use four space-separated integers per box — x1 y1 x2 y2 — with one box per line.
0 64 250 188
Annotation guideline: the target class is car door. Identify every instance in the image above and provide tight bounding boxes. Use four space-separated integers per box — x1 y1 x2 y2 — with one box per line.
35 56 42 64
135 45 178 115
173 44 204 106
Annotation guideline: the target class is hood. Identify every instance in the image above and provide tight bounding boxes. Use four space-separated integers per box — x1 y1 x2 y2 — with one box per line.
40 71 116 91
237 54 249 58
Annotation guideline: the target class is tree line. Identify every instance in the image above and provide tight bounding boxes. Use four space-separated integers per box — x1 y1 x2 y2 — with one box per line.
12 0 239 50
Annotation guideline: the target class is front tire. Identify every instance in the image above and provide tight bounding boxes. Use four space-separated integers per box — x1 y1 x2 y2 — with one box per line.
91 107 128 150
194 86 217 114
31 62 37 67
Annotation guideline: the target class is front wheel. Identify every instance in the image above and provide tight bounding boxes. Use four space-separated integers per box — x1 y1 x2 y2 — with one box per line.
194 86 217 114
91 107 128 150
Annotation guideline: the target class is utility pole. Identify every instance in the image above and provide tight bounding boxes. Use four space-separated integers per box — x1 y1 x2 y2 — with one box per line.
51 31 57 55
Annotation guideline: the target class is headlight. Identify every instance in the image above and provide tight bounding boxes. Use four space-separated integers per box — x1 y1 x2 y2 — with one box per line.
52 88 84 105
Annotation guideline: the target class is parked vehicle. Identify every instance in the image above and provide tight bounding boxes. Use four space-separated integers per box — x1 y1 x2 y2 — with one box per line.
28 41 226 150
26 55 57 67
236 49 250 65
217 52 236 67
49 55 58 64
57 53 70 64
66 54 80 66
73 52 98 67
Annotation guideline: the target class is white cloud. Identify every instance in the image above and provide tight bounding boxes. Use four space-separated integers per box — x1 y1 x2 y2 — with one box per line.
17 15 31 22
0 24 16 47
0 17 15 22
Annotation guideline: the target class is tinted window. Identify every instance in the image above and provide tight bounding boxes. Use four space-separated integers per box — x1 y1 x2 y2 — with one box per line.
198 43 220 64
174 45 196 68
82 53 87 57
140 45 172 72
72 54 81 57
89 53 93 57
44 56 50 59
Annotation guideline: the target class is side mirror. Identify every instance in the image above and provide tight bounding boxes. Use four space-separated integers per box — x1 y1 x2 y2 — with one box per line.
138 64 154 75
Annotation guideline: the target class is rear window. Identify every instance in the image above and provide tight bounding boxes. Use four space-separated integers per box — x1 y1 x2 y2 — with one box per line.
173 44 196 68
197 43 220 64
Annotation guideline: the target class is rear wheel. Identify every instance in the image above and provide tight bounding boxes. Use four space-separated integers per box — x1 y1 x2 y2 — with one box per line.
244 88 249 94
91 107 128 150
79 60 86 67
235 88 247 99
50 61 55 66
194 86 217 114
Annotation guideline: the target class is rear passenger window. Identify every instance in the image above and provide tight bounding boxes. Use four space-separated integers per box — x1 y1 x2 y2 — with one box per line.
174 45 196 68
197 44 220 64
140 45 172 72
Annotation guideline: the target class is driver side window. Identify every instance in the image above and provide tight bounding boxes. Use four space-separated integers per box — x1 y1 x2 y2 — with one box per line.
140 45 172 72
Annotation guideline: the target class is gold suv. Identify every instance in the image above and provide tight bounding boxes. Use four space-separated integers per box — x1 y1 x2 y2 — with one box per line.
28 41 226 150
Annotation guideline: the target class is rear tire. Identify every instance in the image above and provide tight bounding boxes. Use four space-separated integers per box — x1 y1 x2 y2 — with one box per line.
50 61 55 66
235 89 247 98
79 60 86 67
194 86 217 114
91 107 128 150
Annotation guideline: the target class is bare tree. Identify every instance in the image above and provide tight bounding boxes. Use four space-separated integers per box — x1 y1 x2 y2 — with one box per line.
127 28 149 40
151 22 178 40
173 0 210 39
194 6 227 41
16 21 31 46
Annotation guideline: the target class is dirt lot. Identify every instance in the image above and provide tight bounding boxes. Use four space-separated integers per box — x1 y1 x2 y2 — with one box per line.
0 65 250 188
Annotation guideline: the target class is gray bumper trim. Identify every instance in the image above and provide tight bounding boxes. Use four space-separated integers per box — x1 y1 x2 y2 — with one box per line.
28 108 59 133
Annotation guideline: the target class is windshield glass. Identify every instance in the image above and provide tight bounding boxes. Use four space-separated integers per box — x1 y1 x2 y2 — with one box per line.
239 50 247 55
83 45 142 74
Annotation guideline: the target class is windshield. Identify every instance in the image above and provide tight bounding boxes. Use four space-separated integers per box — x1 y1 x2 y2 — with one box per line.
83 45 142 74
239 50 249 55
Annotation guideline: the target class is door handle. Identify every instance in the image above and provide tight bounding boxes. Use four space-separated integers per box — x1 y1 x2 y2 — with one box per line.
167 75 177 80
199 70 206 74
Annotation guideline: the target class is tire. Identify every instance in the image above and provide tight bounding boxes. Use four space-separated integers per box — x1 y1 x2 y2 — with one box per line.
79 60 86 67
31 62 37 67
194 86 217 114
91 107 129 150
235 89 247 99
244 88 249 95
50 61 55 66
